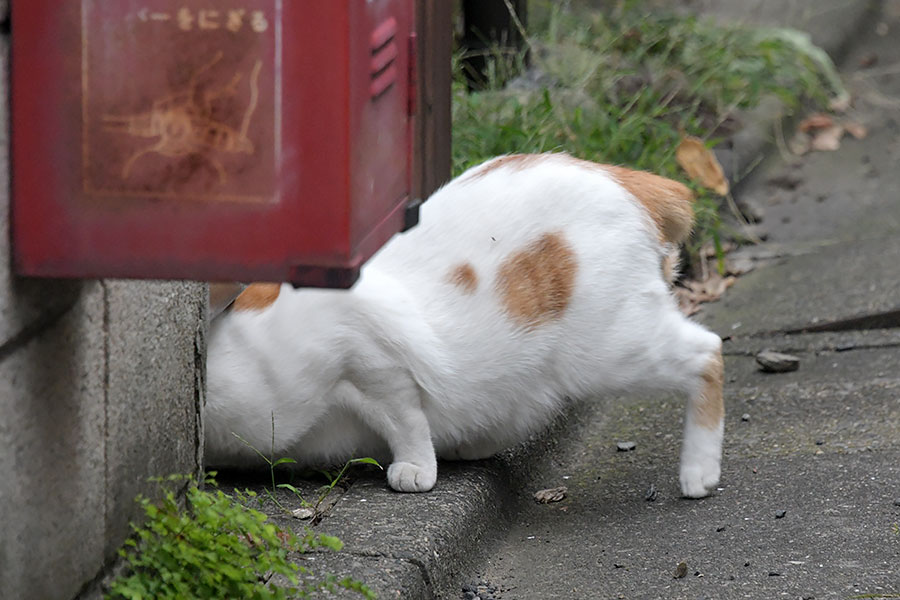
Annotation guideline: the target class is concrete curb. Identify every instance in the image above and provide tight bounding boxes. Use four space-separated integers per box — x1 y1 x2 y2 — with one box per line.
264 401 595 598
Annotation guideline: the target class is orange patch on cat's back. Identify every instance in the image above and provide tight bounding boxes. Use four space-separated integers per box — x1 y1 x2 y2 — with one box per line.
603 165 695 245
232 283 281 311
496 232 577 328
448 263 479 294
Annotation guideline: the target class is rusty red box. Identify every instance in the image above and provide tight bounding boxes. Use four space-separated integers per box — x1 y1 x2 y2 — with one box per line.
12 0 417 287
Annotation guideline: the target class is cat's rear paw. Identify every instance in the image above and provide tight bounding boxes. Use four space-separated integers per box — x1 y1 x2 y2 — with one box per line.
387 461 437 492
679 460 720 498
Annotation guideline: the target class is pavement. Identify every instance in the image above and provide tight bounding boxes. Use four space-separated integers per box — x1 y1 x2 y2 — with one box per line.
220 1 900 598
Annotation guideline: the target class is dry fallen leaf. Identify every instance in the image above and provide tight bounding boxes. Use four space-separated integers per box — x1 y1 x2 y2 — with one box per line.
534 486 568 504
810 124 844 151
676 135 729 196
797 112 834 132
291 507 315 520
844 121 868 140
675 272 737 316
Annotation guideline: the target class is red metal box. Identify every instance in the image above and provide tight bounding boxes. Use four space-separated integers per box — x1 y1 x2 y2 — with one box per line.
12 0 417 287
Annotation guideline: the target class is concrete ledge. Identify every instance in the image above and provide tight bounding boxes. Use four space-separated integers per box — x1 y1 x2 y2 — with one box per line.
219 401 593 599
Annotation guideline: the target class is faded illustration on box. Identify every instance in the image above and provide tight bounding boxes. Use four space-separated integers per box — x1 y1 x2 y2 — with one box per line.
82 2 280 203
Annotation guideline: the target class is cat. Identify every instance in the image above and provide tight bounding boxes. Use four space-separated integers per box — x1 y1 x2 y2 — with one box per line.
205 153 724 498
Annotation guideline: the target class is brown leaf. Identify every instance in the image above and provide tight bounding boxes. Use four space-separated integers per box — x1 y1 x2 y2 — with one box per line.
798 112 834 132
291 507 315 519
534 486 568 504
676 135 729 196
810 125 844 151
844 121 868 140
675 272 736 315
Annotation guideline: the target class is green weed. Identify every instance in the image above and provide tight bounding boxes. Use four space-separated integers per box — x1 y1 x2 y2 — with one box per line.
453 0 839 266
105 474 375 600
232 412 382 520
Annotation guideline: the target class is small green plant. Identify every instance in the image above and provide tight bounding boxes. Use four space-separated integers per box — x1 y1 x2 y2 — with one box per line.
232 412 382 519
106 474 375 599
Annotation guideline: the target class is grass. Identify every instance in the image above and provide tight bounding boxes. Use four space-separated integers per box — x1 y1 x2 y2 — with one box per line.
453 0 840 265
106 418 383 599
106 474 375 600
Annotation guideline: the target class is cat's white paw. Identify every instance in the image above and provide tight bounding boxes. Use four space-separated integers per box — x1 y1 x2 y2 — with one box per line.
680 418 723 498
387 461 437 492
679 457 720 498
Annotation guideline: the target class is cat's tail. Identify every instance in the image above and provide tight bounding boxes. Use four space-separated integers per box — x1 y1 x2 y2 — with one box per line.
603 165 695 246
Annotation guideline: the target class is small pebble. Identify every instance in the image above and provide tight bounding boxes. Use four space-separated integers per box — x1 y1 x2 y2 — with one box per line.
893 499 900 507
716 525 726 532
815 440 824 445
768 572 781 577
617 441 636 452
674 561 688 579
645 484 658 502
741 413 750 422
464 592 477 600
775 510 787 519
756 350 800 373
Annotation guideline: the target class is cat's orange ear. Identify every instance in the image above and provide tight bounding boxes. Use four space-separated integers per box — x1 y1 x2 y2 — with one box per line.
604 165 695 245
232 283 281 311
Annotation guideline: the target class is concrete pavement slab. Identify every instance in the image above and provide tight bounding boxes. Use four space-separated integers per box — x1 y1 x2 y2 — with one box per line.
699 234 900 337
476 347 900 599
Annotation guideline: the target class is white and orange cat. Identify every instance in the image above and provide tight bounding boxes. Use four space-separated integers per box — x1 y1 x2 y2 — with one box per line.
205 153 724 498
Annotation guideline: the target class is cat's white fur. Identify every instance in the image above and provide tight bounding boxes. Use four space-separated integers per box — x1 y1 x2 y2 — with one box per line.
205 153 724 498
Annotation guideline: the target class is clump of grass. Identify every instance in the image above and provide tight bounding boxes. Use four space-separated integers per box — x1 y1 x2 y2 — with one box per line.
453 0 839 263
106 474 375 600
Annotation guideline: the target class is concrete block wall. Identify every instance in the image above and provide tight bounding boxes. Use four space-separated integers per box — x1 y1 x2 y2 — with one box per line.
0 8 207 599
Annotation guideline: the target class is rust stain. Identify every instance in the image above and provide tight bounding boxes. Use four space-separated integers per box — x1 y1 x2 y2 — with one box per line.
448 263 478 294
232 282 281 311
693 349 725 429
603 165 695 245
496 232 577 328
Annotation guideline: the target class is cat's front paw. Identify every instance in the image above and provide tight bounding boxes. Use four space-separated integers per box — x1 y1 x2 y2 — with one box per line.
387 461 437 492
679 458 720 498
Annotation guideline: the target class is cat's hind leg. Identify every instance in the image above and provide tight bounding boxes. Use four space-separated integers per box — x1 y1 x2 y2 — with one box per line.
634 305 725 498
667 318 724 498
679 338 724 498
337 370 437 493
